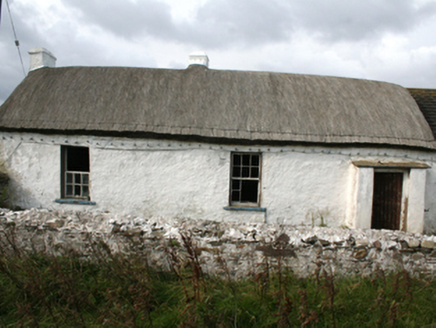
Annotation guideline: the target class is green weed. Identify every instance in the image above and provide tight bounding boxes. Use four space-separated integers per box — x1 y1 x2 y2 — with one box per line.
0 231 435 327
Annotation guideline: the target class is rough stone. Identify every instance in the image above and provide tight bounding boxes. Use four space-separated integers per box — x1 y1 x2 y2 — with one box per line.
356 239 369 247
412 253 425 261
407 239 420 248
45 219 64 229
1 208 435 278
399 240 409 249
275 233 290 245
372 240 382 249
303 236 318 244
255 245 297 258
353 248 368 259
386 241 398 250
421 240 435 249
318 239 331 246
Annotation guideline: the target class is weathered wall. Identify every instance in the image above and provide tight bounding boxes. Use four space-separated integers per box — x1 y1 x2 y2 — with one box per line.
1 132 436 233
1 208 435 278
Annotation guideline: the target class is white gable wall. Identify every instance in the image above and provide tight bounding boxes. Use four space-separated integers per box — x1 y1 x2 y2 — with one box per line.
1 132 435 233
0 137 60 208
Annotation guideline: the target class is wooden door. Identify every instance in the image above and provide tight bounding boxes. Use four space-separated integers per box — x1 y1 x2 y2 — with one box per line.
371 172 403 230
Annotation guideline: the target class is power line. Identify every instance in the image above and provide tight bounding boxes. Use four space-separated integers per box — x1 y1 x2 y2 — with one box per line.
5 0 26 77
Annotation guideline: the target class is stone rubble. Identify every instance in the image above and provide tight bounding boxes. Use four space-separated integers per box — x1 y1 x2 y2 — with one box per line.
0 208 435 278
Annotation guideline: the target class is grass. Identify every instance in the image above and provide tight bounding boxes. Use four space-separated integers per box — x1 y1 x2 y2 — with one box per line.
0 232 435 327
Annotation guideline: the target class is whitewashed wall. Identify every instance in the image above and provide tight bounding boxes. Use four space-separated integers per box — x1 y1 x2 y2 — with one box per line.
1 132 436 233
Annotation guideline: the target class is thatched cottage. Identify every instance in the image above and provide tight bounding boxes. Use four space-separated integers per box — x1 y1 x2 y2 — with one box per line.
1 48 436 233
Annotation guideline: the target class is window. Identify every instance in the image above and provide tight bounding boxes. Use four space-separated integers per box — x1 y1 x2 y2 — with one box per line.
230 153 261 206
61 146 90 200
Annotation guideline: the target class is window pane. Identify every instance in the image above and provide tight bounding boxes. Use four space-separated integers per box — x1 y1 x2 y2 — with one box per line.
233 154 241 166
66 185 73 196
232 166 241 178
82 186 89 197
66 173 73 183
75 173 81 184
82 174 89 185
242 167 250 178
232 180 240 190
74 185 81 196
251 167 259 178
241 180 258 203
66 146 89 172
242 155 250 166
231 190 240 202
251 155 259 166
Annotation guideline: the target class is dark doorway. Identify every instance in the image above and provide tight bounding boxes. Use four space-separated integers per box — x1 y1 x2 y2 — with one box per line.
371 172 404 230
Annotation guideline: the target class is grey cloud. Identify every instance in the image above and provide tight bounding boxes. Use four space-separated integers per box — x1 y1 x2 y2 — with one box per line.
61 0 178 40
291 0 436 42
370 52 436 88
59 0 436 50
0 65 23 104
60 0 294 48
189 0 293 47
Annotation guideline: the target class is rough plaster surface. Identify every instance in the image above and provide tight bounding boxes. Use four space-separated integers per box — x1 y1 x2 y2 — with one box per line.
1 132 436 233
1 208 435 278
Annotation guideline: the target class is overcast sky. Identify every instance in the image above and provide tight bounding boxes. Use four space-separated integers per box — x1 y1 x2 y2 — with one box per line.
1 0 436 104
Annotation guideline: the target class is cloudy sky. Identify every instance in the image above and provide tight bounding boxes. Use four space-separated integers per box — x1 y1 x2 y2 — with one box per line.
1 0 436 104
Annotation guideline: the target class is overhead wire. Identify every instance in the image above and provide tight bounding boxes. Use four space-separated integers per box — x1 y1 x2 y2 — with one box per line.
4 0 26 77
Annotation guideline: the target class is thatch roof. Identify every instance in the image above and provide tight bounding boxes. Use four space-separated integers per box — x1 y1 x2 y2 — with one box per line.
408 88 436 140
0 65 434 149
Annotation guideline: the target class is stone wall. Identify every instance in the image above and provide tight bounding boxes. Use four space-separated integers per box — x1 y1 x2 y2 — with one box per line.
1 208 435 278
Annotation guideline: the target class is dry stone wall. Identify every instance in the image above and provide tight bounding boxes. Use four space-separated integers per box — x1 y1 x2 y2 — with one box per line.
1 208 436 278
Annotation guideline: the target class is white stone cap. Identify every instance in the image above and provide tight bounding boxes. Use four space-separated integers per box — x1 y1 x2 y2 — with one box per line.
28 47 57 71
188 51 209 68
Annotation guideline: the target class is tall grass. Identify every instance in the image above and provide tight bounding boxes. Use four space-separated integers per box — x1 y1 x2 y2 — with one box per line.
0 229 435 327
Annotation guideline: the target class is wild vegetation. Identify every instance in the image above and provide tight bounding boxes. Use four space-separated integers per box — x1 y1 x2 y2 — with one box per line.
0 229 435 327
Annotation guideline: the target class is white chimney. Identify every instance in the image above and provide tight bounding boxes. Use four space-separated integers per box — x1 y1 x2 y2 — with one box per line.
188 51 209 68
28 47 57 71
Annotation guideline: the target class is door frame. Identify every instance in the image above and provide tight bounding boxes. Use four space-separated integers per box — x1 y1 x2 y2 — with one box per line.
350 159 427 233
371 168 409 231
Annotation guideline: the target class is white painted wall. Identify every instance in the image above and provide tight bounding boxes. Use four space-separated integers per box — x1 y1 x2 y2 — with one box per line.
350 167 374 230
261 150 351 226
0 136 60 208
1 132 435 233
407 169 427 233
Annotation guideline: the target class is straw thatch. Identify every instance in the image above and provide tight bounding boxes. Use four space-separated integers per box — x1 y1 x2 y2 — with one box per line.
0 65 434 149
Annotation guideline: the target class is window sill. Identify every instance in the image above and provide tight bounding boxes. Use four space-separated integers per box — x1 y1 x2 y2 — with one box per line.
223 206 266 212
55 199 96 206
